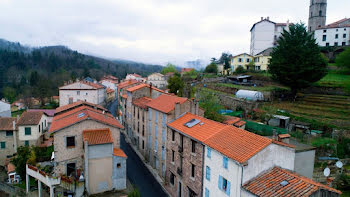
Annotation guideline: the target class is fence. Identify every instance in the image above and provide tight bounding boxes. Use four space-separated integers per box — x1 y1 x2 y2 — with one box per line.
245 121 287 136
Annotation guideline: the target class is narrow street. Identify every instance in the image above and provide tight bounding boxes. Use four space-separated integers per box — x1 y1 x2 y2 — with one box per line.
107 99 168 197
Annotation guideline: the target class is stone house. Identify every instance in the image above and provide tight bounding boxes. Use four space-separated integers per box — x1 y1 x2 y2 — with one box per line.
0 117 18 165
83 128 127 194
117 79 140 120
49 104 124 177
106 88 115 102
125 73 145 82
59 80 106 107
147 73 168 89
55 100 109 116
17 111 49 147
27 109 56 126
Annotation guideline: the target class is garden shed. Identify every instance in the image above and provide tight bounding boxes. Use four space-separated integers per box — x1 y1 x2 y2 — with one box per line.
236 90 264 101
268 115 290 129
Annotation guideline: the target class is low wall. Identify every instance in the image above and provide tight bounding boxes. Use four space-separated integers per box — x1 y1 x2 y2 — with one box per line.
0 182 26 196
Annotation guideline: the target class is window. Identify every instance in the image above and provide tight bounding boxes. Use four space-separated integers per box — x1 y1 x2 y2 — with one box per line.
172 150 175 162
246 58 250 62
238 58 242 62
319 10 322 16
335 34 338 39
191 164 195 178
142 140 145 149
342 42 346 46
335 42 338 46
77 91 80 95
39 125 40 133
326 43 329 46
322 35 326 41
223 157 228 169
0 142 5 149
45 120 46 127
154 139 158 152
66 136 75 147
155 111 158 122
148 109 152 120
343 34 347 38
117 163 121 168
155 125 158 139
66 163 76 176
205 188 209 197
172 130 175 141
25 127 31 135
25 140 29 146
6 131 13 136
191 140 196 153
170 172 175 185
336 29 339 32
256 66 261 70
218 176 231 195
162 129 165 143
207 147 211 158
323 29 327 33
206 166 211 181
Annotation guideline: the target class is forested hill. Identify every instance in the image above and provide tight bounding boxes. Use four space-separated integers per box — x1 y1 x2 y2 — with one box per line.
0 39 163 102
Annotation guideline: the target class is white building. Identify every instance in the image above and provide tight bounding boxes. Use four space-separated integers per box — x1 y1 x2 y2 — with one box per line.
146 73 168 89
250 17 290 55
125 73 145 82
0 100 11 117
202 126 295 197
17 111 49 146
59 80 106 107
314 18 350 47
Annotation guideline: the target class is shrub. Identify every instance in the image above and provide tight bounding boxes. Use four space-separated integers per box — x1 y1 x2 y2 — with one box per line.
128 188 141 197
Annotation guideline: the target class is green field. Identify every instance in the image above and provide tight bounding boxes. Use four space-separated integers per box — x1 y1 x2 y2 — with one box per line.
217 83 288 92
315 72 350 90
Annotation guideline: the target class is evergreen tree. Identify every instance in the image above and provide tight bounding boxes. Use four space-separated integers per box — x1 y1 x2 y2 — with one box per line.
167 73 184 96
269 23 327 96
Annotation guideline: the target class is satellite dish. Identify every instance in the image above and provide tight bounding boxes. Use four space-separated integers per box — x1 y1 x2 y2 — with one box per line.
324 167 330 177
336 161 343 169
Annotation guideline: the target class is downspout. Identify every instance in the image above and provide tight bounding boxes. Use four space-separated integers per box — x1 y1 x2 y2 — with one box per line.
200 144 205 197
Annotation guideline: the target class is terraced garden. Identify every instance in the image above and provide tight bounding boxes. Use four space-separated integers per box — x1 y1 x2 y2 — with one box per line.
261 94 350 130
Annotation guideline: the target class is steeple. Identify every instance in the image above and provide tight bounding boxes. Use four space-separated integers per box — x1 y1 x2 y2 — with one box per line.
308 0 327 32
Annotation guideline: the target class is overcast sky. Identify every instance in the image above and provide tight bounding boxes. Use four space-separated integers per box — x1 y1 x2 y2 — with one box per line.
0 0 349 65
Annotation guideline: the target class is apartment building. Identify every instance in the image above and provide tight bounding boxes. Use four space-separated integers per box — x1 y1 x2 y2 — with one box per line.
314 18 350 47
0 117 18 165
147 73 168 89
59 80 106 107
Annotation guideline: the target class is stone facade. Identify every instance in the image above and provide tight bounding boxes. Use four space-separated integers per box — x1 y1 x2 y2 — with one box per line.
18 114 49 146
53 120 121 175
308 0 327 32
166 128 204 197
0 130 17 165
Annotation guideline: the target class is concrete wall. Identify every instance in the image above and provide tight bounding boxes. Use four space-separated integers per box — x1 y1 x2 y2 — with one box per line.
53 120 121 175
203 146 243 197
113 156 127 190
88 143 113 159
59 89 99 107
88 157 113 194
242 143 295 183
240 189 256 197
0 102 11 118
250 20 275 55
294 150 315 179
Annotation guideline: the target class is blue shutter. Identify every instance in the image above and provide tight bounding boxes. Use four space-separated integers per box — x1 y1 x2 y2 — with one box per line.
223 157 228 169
155 125 158 139
162 129 165 143
226 180 231 196
148 109 152 120
162 147 165 160
148 122 151 134
155 111 158 122
218 175 222 190
205 188 209 197
206 166 210 181
162 114 166 127
148 135 151 148
207 147 211 158
155 140 158 151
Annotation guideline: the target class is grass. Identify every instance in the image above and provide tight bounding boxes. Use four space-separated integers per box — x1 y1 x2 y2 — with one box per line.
11 109 25 117
217 83 288 92
314 71 350 92
202 73 217 78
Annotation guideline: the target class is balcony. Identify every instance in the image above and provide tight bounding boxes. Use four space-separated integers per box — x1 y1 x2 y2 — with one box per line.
177 167 183 176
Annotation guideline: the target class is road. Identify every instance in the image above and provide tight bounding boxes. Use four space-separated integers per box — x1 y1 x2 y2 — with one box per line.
107 99 168 197
106 99 118 117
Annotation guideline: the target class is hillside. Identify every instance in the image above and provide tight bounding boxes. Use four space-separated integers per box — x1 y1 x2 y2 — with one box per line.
0 39 163 102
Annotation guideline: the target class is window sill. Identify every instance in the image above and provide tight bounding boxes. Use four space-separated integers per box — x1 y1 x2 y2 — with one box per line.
190 177 195 181
66 146 75 149
171 162 175 165
190 152 196 157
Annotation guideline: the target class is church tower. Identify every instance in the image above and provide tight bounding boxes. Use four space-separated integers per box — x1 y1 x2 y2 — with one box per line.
308 0 327 32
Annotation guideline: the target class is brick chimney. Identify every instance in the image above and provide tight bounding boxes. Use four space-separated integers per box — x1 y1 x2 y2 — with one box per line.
149 83 153 97
175 101 180 118
195 100 199 115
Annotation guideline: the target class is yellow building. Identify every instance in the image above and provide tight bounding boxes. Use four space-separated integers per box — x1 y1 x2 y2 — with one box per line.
253 47 272 71
230 53 254 72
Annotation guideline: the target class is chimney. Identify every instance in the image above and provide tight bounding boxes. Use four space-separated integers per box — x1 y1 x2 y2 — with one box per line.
261 17 263 21
149 83 153 97
272 129 277 140
12 120 17 152
278 134 291 144
190 98 195 114
195 100 199 115
175 101 180 118
267 16 270 20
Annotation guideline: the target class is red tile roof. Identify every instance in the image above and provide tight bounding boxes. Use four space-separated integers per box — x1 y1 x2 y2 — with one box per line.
49 106 123 133
55 101 108 115
118 79 139 89
127 83 148 92
17 111 45 126
113 148 127 158
121 94 127 99
0 117 17 131
204 125 272 163
106 88 115 94
272 139 296 149
279 134 291 139
223 116 241 125
322 18 350 28
181 68 194 73
234 120 246 127
167 112 226 142
60 80 104 90
147 94 187 114
7 163 15 174
83 128 113 145
28 109 56 117
132 97 153 109
243 167 342 196
128 73 142 78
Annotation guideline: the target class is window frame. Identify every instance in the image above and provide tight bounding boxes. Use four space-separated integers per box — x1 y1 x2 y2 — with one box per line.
191 164 195 178
0 142 6 149
25 127 31 135
66 136 76 148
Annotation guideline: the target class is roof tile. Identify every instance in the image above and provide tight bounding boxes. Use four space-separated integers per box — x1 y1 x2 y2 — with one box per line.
113 148 127 158
83 128 113 145
17 111 44 126
0 117 17 131
147 94 187 114
132 97 153 109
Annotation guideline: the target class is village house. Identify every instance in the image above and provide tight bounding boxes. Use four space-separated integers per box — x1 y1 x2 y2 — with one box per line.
106 88 115 102
55 100 109 116
17 111 49 147
230 53 254 72
27 109 56 126
125 73 145 82
252 47 272 71
59 80 106 107
49 103 124 179
83 128 127 194
100 75 119 97
0 100 11 117
314 18 350 47
147 73 168 89
117 79 140 119
11 100 25 112
0 117 18 165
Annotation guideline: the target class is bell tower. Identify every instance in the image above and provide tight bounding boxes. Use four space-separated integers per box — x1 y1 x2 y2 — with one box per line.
308 0 327 32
